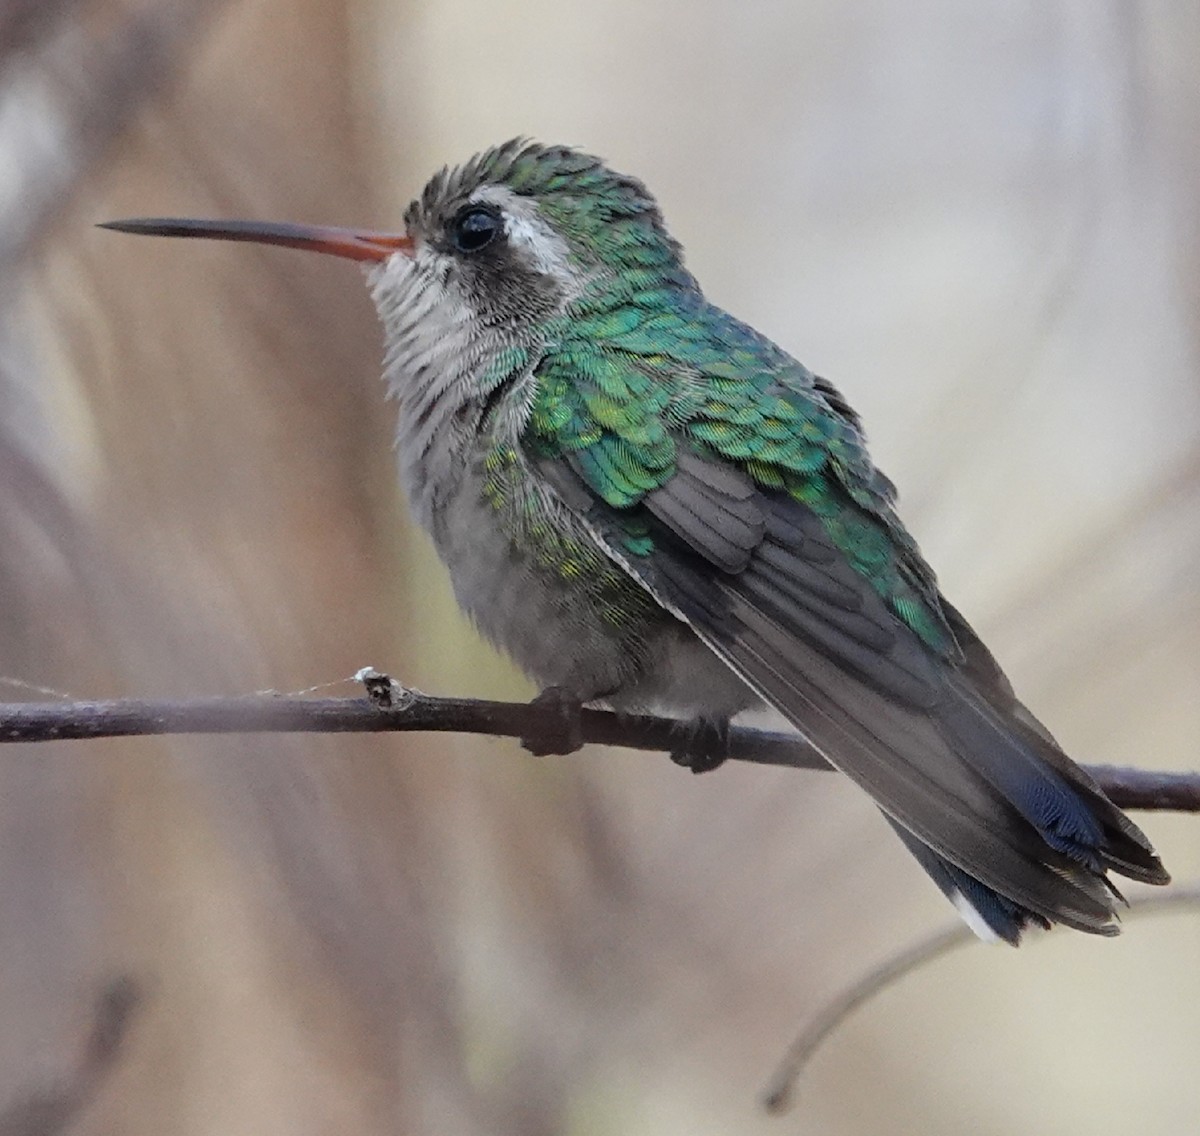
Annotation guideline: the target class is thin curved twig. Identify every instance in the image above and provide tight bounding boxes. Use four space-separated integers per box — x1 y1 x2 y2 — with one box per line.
761 885 1200 1115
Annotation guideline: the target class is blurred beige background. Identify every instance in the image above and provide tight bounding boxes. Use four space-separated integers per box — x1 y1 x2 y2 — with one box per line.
1 1 1198 1133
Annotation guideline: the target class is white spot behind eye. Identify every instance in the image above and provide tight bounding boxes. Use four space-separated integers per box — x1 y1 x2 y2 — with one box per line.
468 184 585 294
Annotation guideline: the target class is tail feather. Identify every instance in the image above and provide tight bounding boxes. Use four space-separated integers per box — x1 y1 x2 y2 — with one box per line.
715 598 1131 934
939 601 1169 887
935 681 1108 869
883 815 1054 944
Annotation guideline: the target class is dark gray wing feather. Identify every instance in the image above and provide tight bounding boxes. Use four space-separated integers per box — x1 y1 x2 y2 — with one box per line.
544 457 1166 936
625 450 764 573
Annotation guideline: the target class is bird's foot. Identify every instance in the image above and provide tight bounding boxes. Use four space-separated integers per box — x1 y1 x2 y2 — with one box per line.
669 717 730 774
522 686 585 756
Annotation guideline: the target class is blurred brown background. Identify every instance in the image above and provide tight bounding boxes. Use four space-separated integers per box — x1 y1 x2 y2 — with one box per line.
1 2 1198 1133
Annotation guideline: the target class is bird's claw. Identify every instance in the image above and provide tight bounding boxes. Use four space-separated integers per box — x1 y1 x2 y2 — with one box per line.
669 718 730 774
522 687 585 756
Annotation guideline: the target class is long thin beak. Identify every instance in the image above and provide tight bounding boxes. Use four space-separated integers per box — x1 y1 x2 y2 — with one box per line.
97 218 414 262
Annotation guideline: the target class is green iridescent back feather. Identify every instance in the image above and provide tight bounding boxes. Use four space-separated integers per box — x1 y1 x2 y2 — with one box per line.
463 141 955 655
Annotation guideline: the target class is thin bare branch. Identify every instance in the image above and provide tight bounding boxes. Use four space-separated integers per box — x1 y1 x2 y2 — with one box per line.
0 688 1195 815
761 886 1200 1115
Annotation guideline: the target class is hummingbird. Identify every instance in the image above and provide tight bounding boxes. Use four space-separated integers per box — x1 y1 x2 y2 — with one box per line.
102 138 1168 943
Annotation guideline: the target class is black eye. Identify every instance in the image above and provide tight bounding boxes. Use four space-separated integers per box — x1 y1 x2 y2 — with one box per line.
451 207 501 253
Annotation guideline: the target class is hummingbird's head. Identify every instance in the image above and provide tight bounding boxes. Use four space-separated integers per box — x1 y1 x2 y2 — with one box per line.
381 138 693 329
361 140 697 435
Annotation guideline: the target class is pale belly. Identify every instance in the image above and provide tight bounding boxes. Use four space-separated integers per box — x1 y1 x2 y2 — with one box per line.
424 460 758 723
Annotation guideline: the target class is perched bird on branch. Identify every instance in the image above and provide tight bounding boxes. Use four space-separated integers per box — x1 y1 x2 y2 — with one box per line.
103 139 1168 943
